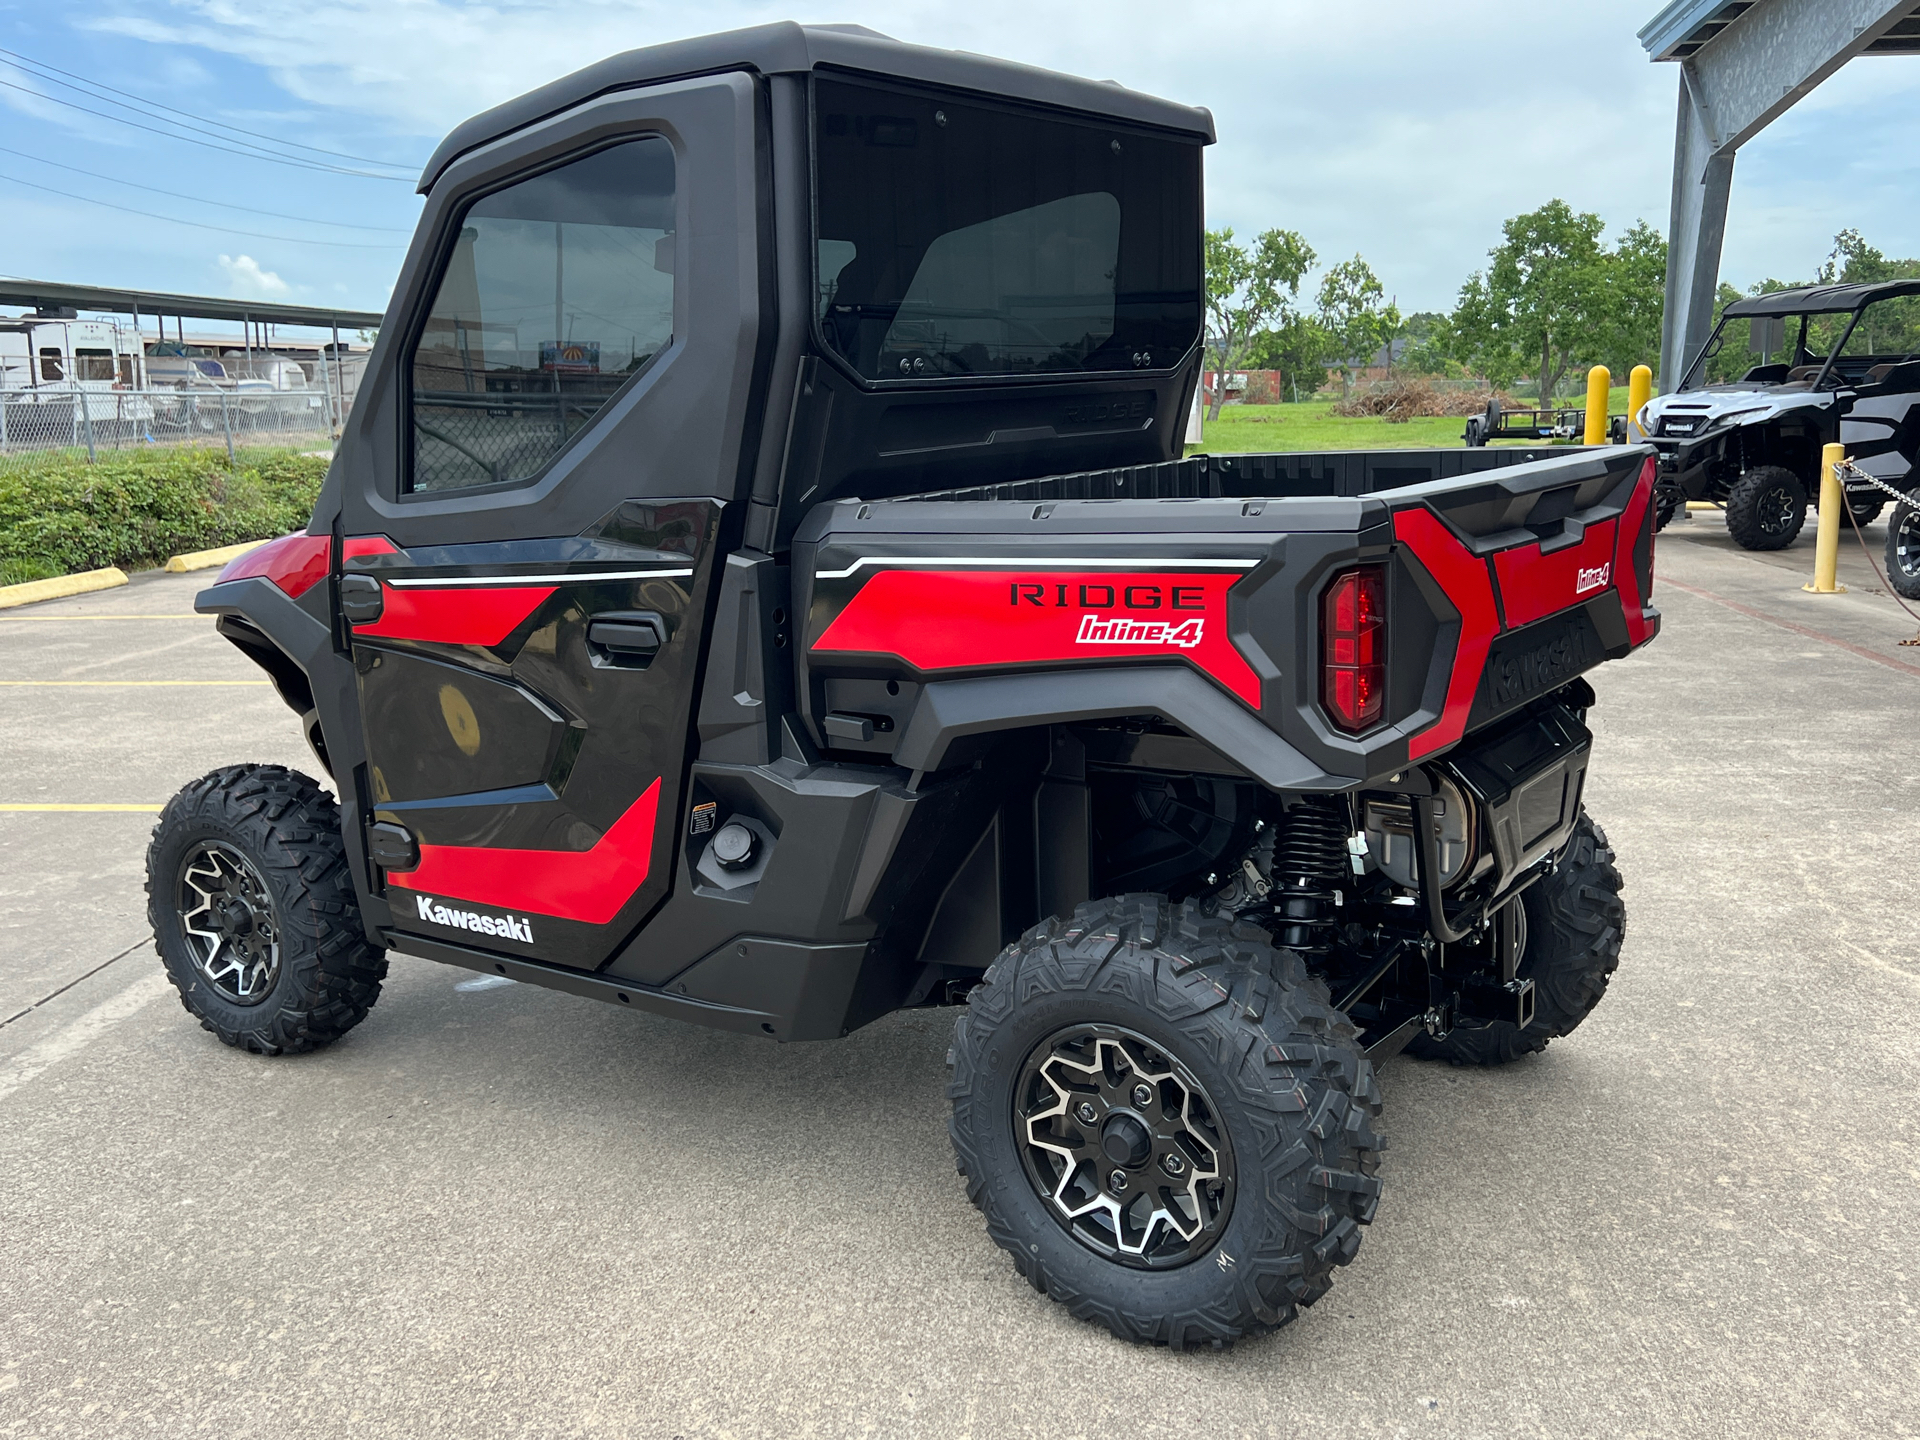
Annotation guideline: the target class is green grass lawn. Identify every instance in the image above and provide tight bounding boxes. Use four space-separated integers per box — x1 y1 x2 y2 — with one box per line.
1189 402 1466 454
1189 389 1640 456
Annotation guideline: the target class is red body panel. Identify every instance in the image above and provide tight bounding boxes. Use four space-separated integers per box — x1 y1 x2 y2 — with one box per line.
217 532 331 599
354 585 556 647
343 534 399 560
1491 519 1619 628
1393 508 1500 761
387 778 661 925
813 567 1262 707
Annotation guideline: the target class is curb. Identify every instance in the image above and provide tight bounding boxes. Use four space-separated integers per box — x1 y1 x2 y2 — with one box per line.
0 567 130 611
166 538 269 574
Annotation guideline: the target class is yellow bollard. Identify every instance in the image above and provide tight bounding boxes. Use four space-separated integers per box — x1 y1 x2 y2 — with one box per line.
1804 442 1847 594
1627 364 1653 440
1583 365 1611 446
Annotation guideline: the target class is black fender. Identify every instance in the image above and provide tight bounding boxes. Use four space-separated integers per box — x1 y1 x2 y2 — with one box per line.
891 665 1346 791
194 575 388 935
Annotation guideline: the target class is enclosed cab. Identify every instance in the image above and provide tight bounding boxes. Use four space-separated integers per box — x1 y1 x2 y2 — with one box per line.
157 24 1657 1350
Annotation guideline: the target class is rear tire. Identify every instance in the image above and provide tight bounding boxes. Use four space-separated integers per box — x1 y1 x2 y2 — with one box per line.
1724 465 1808 550
1845 494 1886 527
1888 491 1920 600
1407 811 1624 1067
948 895 1384 1349
146 765 386 1055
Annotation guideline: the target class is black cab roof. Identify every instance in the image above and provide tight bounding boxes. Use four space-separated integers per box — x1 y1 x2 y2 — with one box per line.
419 22 1217 193
1723 278 1920 317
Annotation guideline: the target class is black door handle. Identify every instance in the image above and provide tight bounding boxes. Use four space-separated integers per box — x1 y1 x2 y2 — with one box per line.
340 573 383 624
588 612 666 655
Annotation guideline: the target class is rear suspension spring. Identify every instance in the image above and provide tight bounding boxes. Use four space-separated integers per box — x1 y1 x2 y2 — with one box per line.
1272 798 1348 954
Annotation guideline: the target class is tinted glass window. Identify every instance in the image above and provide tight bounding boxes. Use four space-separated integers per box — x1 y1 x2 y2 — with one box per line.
408 138 674 493
813 78 1201 382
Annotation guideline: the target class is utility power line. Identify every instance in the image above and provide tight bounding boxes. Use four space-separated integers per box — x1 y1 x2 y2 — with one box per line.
0 76 414 182
0 145 411 231
0 170 404 248
0 45 419 172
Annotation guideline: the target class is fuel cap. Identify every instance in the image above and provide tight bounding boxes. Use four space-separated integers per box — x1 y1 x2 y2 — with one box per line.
710 822 757 870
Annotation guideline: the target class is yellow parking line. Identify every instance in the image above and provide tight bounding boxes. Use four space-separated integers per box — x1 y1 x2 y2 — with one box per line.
0 804 162 812
0 680 268 686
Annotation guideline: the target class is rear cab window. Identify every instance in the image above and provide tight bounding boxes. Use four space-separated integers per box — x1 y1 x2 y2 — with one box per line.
812 76 1202 382
406 136 676 494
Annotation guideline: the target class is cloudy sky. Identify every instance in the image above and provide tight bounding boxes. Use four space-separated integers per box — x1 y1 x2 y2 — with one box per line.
1 0 1917 330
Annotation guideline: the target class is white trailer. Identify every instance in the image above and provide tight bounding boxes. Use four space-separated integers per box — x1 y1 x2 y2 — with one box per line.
0 314 153 444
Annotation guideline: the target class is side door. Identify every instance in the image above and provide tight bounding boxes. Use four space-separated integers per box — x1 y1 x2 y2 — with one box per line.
333 74 766 973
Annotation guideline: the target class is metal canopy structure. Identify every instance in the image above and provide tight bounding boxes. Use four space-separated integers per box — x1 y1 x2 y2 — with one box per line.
1641 0 1920 390
0 277 382 332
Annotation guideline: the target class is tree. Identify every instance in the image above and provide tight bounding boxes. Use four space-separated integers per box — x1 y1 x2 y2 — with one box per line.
1597 220 1665 378
1396 311 1464 378
1205 226 1315 419
1316 255 1400 399
1452 200 1612 408
1248 314 1331 400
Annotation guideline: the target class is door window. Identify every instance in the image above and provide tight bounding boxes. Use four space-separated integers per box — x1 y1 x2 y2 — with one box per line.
39 348 63 381
407 137 676 494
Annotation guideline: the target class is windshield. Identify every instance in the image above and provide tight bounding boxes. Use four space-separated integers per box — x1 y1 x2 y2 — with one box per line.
812 76 1202 382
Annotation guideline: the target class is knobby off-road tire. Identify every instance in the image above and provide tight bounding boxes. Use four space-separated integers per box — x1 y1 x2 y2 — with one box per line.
146 764 386 1055
948 896 1384 1350
1724 465 1808 550
1408 810 1624 1067
1885 491 1920 600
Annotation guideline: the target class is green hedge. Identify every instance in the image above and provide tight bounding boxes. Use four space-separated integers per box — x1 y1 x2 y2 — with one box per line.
0 447 329 587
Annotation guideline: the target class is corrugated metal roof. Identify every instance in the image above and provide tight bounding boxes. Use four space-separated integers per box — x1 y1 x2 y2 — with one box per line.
1641 0 1920 60
0 279 382 329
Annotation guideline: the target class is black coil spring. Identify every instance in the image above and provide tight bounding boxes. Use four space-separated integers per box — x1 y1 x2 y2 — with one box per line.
1272 798 1348 953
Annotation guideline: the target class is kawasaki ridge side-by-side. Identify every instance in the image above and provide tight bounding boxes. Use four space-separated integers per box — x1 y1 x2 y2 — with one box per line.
149 25 1655 1349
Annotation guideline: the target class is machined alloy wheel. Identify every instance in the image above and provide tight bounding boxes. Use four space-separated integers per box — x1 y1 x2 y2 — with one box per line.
178 841 281 1004
1015 1023 1234 1268
1887 493 1920 600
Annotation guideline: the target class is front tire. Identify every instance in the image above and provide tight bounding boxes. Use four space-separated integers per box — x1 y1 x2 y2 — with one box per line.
1408 811 1624 1067
948 896 1384 1349
146 765 386 1055
1724 465 1808 550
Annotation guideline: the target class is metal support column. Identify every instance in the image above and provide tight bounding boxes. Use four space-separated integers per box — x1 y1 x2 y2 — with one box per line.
1644 0 1918 390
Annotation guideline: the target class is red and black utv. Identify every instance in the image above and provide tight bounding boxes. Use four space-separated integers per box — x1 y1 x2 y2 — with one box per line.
149 24 1656 1349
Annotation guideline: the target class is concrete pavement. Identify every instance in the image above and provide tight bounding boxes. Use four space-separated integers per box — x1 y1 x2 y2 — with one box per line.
1 518 1915 1439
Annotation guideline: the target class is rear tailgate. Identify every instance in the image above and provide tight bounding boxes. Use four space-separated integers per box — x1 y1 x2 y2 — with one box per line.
1383 445 1657 760
792 445 1656 785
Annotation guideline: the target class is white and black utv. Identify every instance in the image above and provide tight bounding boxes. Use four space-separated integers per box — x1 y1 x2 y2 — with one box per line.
1642 279 1920 573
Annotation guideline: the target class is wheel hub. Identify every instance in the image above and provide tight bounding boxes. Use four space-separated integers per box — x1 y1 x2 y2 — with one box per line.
1013 1024 1235 1269
1099 1112 1152 1168
178 842 280 1006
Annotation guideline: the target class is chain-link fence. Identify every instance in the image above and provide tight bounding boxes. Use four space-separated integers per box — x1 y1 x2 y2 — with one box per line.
0 387 337 476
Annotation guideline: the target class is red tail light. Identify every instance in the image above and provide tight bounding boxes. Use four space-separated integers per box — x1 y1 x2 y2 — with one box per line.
1322 565 1386 734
